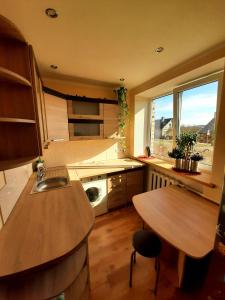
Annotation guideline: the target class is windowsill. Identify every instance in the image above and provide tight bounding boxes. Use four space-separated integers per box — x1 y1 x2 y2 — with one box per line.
135 156 215 188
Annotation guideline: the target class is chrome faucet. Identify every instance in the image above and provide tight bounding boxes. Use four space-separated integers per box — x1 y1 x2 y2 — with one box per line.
37 162 46 182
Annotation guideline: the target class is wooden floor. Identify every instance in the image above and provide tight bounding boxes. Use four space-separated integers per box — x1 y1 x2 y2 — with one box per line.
88 206 193 300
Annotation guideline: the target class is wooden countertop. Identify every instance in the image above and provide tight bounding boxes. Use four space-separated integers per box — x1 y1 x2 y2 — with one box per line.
136 157 214 188
67 158 145 179
0 168 94 278
133 185 219 258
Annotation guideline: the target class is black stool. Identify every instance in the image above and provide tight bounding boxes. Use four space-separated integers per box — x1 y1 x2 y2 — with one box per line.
129 229 162 295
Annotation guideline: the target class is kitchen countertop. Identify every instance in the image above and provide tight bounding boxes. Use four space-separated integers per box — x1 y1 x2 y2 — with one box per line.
0 159 144 278
67 158 145 179
0 167 94 278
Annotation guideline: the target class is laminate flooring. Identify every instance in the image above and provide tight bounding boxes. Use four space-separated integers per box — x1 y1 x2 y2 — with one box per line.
89 206 195 300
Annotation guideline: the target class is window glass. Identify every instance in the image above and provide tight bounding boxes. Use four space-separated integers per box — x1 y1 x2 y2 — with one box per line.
180 81 218 166
151 94 173 156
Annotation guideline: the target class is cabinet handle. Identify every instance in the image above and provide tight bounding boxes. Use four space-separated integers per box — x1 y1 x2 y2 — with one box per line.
112 185 117 188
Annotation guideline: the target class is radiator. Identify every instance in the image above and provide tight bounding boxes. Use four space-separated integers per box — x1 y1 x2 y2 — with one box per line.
147 169 212 201
148 170 178 191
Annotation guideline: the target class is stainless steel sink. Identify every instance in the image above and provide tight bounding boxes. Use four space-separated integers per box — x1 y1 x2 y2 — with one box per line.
31 176 71 193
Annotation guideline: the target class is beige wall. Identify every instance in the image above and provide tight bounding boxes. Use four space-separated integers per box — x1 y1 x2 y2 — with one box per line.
42 78 130 166
0 164 32 229
43 139 125 167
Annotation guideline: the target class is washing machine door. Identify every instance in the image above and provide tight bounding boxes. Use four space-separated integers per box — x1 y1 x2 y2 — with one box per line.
85 187 100 203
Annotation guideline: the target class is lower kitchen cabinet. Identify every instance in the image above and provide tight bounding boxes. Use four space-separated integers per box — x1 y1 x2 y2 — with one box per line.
127 169 144 203
108 173 127 209
107 168 144 210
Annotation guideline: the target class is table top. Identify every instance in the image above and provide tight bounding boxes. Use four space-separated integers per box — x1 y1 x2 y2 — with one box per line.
133 185 219 258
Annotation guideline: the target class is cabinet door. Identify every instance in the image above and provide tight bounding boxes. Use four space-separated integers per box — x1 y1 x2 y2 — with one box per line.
45 93 69 141
127 169 144 203
34 72 48 146
30 49 48 148
103 104 119 138
108 173 127 210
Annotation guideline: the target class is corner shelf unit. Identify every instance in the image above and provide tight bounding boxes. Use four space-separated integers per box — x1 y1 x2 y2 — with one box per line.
0 67 31 86
0 16 41 170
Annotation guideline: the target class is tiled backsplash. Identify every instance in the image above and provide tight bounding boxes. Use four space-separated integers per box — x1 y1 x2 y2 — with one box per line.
0 163 32 227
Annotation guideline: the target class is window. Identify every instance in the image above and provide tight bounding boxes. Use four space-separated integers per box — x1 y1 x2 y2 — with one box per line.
150 94 173 157
179 81 218 166
149 74 220 167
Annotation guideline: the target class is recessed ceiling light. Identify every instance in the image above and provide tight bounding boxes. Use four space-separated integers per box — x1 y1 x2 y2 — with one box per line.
45 8 58 18
50 64 58 69
155 47 164 53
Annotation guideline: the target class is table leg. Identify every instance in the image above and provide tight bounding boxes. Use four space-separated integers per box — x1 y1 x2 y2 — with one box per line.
177 251 186 288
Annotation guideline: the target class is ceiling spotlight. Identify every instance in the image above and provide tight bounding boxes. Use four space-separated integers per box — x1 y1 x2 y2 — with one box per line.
45 8 58 18
50 65 58 69
155 47 164 53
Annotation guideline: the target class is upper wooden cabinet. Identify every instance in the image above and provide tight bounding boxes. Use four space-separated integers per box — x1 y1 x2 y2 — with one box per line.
45 93 69 141
0 15 41 170
30 51 48 149
103 104 119 138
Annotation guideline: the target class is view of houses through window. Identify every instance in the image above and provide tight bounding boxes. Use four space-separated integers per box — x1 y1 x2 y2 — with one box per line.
180 81 218 166
150 80 219 166
150 94 173 157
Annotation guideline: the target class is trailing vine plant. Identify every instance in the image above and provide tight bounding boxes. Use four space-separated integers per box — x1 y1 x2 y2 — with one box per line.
115 79 129 152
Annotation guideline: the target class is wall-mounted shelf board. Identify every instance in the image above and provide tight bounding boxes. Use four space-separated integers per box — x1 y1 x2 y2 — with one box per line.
43 86 118 105
0 156 36 171
68 118 104 124
0 67 31 87
68 114 104 121
0 118 36 124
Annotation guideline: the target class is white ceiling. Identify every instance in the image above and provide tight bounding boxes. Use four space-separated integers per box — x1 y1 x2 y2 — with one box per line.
1 0 225 89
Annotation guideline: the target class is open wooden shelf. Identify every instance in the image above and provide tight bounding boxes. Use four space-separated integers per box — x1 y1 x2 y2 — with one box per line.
0 117 36 124
0 16 42 171
0 67 31 86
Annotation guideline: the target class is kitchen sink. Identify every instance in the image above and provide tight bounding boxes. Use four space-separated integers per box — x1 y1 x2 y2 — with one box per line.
31 175 71 194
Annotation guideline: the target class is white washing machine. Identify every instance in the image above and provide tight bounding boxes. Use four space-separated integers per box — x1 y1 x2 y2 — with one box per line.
80 175 108 217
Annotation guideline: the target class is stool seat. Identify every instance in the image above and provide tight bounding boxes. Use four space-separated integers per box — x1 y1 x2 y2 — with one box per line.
129 229 162 294
133 230 162 258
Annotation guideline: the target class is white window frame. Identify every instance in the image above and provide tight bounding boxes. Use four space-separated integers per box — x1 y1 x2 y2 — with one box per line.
148 71 223 169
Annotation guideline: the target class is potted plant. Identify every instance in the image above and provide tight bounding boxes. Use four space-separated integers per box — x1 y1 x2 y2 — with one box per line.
190 153 203 172
168 148 184 170
176 132 197 171
115 79 129 152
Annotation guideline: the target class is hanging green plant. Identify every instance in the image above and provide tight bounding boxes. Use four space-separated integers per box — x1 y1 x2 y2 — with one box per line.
114 80 129 152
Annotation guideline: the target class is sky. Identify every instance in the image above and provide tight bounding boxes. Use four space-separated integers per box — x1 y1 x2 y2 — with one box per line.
153 81 218 126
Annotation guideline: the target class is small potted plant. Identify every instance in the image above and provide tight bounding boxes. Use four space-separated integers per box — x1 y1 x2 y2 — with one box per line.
176 132 197 171
168 148 184 170
190 152 203 172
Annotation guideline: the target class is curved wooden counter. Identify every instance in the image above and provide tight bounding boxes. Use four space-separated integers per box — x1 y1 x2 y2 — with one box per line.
0 172 94 278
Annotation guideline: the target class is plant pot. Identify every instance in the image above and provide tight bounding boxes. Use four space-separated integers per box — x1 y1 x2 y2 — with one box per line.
181 159 190 171
174 158 182 170
190 160 198 173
